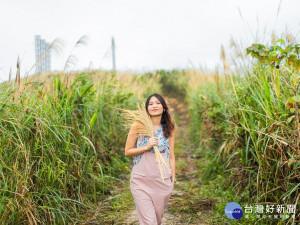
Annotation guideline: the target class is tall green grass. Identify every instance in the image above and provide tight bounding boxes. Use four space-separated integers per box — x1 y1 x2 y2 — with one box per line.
156 69 189 102
187 39 299 223
0 72 138 224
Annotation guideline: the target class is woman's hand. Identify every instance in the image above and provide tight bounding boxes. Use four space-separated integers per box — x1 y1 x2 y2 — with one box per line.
145 137 159 151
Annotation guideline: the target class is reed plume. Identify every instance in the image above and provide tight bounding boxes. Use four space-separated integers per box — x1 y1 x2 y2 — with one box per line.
116 103 169 183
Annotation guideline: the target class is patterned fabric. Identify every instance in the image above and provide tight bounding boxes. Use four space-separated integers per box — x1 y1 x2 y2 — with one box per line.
133 125 170 165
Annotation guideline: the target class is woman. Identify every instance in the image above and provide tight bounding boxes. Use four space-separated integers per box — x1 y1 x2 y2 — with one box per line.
125 93 176 225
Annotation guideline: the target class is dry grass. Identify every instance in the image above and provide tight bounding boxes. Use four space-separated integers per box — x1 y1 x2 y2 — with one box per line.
116 103 169 182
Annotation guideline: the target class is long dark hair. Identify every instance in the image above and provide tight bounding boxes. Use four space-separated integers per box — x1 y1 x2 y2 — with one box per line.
145 93 175 139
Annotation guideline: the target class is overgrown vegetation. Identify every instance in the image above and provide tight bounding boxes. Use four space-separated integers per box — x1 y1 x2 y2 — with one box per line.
188 37 299 224
1 36 299 224
156 69 189 102
0 73 138 224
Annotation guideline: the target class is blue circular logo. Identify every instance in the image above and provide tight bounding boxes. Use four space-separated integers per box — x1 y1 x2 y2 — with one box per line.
225 202 243 219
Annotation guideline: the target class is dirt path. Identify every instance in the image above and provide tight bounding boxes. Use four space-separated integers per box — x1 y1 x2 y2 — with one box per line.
123 97 212 225
82 96 214 225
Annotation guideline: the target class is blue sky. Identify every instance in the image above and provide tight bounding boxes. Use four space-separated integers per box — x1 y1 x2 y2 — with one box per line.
0 0 299 81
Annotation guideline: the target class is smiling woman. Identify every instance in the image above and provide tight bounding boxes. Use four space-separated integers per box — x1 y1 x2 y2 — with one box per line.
125 93 176 225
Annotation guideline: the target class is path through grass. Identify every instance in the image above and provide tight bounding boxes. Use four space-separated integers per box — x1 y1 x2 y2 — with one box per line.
81 96 220 225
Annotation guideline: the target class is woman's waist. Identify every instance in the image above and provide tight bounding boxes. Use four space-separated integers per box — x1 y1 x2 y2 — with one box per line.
131 163 171 178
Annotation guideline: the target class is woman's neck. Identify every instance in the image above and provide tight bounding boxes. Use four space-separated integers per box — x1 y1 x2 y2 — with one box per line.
151 115 161 127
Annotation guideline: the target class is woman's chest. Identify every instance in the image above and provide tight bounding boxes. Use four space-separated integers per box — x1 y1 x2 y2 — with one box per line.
137 133 169 153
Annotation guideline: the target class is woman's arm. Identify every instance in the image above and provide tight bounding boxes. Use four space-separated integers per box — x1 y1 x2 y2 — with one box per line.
125 123 150 157
169 128 176 183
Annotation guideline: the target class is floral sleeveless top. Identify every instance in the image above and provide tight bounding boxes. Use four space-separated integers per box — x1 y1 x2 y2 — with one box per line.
133 124 170 165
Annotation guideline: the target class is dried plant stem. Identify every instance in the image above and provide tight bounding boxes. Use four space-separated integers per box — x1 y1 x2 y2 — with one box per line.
294 82 300 153
153 144 169 182
116 104 169 182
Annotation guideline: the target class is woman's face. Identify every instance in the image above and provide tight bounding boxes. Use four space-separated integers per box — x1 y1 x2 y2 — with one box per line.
147 96 164 117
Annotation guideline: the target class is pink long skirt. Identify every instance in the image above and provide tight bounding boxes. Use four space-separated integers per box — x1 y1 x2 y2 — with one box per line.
130 172 174 225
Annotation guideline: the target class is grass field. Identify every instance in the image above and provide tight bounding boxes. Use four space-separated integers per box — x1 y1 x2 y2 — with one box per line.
0 37 299 224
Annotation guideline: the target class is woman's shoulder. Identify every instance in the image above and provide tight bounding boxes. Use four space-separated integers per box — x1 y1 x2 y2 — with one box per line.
170 125 176 138
129 122 141 138
130 122 140 132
